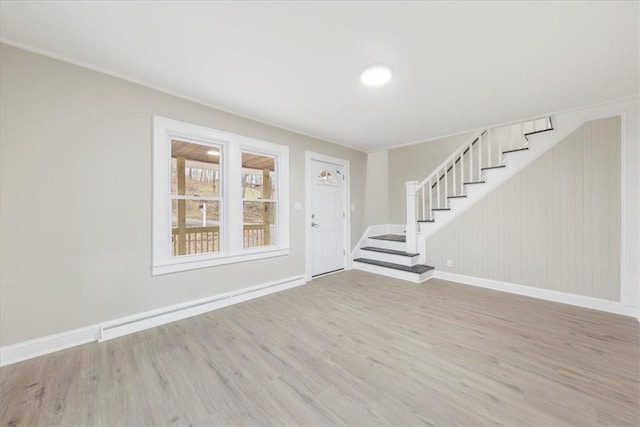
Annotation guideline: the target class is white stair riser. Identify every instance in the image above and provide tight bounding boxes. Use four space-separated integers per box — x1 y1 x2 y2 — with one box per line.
432 210 453 223
367 238 406 251
446 197 470 210
462 181 486 196
352 262 434 283
360 249 419 266
418 222 436 234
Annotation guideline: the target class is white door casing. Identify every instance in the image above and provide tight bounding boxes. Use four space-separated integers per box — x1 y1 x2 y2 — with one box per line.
305 152 351 280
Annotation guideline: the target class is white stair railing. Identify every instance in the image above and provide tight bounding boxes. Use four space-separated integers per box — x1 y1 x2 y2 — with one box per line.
405 117 552 253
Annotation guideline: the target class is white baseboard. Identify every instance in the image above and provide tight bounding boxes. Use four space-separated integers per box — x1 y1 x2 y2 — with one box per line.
99 275 306 341
352 261 434 283
433 271 639 318
0 325 100 367
0 275 306 367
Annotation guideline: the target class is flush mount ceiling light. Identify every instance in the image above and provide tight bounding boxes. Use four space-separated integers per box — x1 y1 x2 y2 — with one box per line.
360 64 393 87
207 150 220 156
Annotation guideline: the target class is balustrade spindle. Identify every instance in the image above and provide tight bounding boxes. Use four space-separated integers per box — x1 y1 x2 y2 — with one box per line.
461 146 465 186
478 134 482 172
488 129 492 166
421 186 426 221
437 171 441 208
469 140 474 181
444 163 448 199
498 127 503 163
429 178 433 219
453 155 457 196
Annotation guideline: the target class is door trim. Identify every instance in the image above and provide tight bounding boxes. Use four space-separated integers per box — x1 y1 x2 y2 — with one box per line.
305 151 351 282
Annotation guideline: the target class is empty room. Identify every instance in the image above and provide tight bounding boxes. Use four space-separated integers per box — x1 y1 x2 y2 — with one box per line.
1 1 638 426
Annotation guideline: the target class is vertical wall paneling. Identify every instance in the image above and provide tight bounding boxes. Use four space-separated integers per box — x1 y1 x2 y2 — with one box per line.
426 117 622 301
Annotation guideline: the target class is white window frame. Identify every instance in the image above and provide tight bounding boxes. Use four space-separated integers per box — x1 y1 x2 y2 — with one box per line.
152 116 289 275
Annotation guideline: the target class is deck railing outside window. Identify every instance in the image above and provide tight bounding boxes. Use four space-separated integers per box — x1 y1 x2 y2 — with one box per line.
171 224 269 255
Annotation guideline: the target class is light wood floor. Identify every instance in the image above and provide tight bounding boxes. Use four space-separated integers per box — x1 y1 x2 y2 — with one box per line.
1 270 639 426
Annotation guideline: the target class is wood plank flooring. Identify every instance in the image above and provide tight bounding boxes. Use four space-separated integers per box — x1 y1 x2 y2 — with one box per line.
1 270 639 426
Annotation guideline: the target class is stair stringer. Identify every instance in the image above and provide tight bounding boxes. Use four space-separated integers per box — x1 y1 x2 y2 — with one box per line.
416 102 631 262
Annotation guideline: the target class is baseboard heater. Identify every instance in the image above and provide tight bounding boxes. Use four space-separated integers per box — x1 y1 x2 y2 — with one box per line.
99 275 306 342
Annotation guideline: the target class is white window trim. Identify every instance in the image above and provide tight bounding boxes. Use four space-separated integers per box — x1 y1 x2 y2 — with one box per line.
152 116 289 275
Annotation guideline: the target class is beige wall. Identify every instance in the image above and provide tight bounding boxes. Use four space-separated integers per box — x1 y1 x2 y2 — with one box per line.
387 132 473 224
0 44 367 346
426 117 622 300
363 150 389 226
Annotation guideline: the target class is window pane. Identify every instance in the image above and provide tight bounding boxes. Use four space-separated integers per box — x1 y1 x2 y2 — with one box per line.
171 200 221 256
317 170 338 186
243 201 276 248
171 139 221 198
242 152 275 200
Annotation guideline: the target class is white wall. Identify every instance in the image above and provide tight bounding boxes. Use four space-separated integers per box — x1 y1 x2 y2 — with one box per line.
364 150 389 225
0 44 367 346
622 98 640 312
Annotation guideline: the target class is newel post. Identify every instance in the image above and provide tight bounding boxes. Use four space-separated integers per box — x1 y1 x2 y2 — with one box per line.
405 180 418 254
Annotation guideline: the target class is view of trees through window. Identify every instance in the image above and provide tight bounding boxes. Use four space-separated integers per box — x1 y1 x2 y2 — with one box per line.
241 151 277 248
170 140 278 256
170 140 222 256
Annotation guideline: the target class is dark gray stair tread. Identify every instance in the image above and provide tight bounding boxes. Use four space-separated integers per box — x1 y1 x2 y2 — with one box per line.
354 258 435 274
418 219 435 223
502 147 529 154
360 247 419 257
447 194 467 199
464 181 486 185
523 124 553 138
369 234 406 242
432 208 450 211
481 165 506 170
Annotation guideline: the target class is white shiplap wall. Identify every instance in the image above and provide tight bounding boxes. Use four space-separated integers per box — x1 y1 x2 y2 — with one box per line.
426 117 621 301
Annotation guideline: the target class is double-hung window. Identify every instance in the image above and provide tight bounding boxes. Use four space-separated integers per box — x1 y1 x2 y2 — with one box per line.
153 117 289 275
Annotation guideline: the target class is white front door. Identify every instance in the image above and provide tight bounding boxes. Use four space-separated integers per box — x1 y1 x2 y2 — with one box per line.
310 159 346 277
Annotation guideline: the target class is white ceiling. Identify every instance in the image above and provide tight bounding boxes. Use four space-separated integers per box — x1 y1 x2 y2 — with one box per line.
1 1 638 152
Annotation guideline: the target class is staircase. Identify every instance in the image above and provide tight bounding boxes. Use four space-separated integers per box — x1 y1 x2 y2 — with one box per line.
353 234 434 283
353 116 555 283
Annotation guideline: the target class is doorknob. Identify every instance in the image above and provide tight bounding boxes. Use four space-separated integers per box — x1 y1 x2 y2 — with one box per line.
311 222 320 228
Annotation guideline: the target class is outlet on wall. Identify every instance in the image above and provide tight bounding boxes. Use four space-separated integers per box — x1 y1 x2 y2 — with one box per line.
446 259 453 268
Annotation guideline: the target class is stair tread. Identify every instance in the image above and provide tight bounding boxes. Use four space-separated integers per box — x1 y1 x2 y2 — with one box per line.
432 208 450 211
369 234 406 242
481 164 506 170
464 180 486 185
447 195 467 199
418 219 435 223
354 258 434 274
503 147 529 154
361 247 419 257
523 125 553 138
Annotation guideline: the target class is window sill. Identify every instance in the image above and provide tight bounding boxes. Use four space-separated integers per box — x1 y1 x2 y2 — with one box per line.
152 247 290 276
